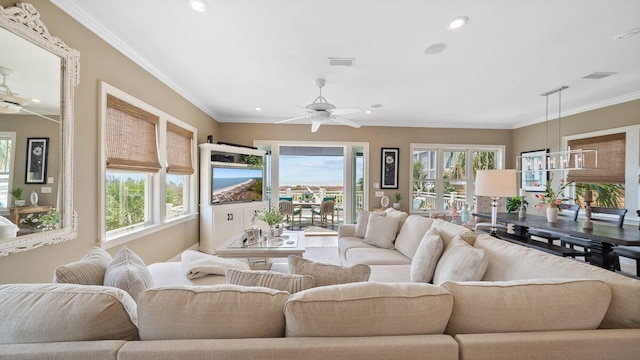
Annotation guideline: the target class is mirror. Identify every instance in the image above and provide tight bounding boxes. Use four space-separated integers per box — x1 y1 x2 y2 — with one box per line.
0 3 78 256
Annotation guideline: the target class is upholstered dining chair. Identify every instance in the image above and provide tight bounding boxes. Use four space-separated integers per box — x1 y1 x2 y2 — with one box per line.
312 200 335 226
529 203 580 244
279 199 301 229
611 210 640 276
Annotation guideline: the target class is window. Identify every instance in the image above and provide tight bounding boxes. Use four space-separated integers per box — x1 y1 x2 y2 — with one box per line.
0 132 16 210
100 82 197 246
411 144 504 213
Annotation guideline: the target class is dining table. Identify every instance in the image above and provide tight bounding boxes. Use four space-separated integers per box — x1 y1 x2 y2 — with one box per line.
473 212 640 270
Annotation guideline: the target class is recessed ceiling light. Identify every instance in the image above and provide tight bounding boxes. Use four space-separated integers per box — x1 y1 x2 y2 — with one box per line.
613 27 640 40
254 107 261 111
425 43 447 55
365 110 373 114
447 16 469 30
189 0 208 12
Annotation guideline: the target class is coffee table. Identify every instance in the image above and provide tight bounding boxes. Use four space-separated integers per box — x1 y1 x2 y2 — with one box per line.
216 231 305 269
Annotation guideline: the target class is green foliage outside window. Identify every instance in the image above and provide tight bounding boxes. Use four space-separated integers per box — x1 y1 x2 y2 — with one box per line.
105 175 146 231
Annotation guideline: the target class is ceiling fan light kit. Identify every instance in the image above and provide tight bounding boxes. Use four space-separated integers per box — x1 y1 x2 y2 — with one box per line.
0 66 30 113
275 79 362 132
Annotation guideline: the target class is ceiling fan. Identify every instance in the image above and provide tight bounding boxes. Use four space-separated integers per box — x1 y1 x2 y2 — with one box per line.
275 79 361 132
0 66 59 123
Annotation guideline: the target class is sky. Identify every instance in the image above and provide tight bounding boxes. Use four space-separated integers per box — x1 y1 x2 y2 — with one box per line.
279 155 363 186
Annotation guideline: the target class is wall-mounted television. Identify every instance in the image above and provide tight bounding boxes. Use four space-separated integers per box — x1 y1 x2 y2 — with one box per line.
211 166 263 204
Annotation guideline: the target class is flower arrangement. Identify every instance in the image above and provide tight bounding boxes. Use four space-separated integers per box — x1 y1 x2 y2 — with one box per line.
20 213 40 230
256 207 284 226
534 175 573 210
38 209 60 230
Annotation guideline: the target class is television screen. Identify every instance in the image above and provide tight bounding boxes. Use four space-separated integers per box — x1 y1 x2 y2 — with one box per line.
211 167 263 204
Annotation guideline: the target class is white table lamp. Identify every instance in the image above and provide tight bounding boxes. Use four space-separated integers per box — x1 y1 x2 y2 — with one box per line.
475 169 518 236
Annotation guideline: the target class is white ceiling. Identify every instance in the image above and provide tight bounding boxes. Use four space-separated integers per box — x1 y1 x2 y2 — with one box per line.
52 0 640 129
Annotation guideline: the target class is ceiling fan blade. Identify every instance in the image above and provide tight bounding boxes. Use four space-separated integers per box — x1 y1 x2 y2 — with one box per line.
274 115 309 124
326 107 361 116
20 107 60 123
311 120 322 133
294 105 313 112
332 116 361 128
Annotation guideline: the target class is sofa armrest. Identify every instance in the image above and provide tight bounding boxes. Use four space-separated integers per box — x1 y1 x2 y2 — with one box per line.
338 224 356 238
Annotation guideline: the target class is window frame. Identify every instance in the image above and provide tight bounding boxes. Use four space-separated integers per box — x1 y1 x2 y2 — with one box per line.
0 132 16 213
410 143 505 214
99 82 197 248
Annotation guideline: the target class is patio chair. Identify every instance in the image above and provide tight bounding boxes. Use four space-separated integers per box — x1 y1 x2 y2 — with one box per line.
312 199 335 226
279 200 301 229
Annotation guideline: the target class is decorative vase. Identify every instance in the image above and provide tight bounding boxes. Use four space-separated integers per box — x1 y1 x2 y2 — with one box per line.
518 207 526 219
546 206 558 223
392 203 400 209
14 199 26 207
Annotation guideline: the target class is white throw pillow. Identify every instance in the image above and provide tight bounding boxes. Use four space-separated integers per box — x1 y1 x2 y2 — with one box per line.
354 210 372 238
395 215 434 259
384 208 409 234
104 246 154 301
288 255 370 287
364 215 399 249
432 236 488 286
410 227 444 283
53 247 113 285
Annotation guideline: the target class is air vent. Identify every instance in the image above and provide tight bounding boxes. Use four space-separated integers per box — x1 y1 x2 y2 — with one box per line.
582 72 616 79
328 57 356 67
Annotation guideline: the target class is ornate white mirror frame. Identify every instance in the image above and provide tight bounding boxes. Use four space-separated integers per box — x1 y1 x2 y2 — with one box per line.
0 3 78 256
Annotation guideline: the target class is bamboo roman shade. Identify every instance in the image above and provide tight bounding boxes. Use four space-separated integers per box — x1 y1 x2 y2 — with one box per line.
166 122 194 175
106 94 162 172
567 133 625 183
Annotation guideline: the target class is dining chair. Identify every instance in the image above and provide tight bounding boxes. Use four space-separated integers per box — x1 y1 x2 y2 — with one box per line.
278 200 301 229
611 210 640 276
312 200 335 226
528 204 580 244
560 207 628 263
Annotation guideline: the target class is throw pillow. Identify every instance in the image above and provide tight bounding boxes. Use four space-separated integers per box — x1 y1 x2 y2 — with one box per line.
363 214 399 249
226 268 314 293
104 246 154 301
53 246 113 285
432 236 488 286
288 255 370 287
394 215 434 259
410 227 444 283
384 208 409 234
354 210 372 237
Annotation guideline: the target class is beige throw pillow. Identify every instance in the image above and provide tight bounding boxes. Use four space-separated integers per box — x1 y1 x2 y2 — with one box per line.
226 268 314 293
53 247 113 285
288 255 370 287
410 227 444 283
395 215 434 259
104 246 154 301
363 215 399 249
432 236 488 286
354 210 372 238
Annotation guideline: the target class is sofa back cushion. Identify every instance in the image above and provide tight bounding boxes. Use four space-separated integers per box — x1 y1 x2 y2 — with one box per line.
226 268 314 293
442 279 612 335
363 215 399 249
0 283 138 344
431 219 476 247
53 247 113 285
288 255 370 287
395 215 434 259
137 285 289 340
473 233 640 329
284 282 453 337
384 208 409 233
104 246 154 301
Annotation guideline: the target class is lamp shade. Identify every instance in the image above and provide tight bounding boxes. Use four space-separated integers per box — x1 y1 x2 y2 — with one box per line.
475 169 518 198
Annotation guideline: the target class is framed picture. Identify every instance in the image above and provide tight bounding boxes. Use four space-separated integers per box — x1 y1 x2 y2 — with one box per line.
520 149 548 192
25 137 49 184
381 147 399 189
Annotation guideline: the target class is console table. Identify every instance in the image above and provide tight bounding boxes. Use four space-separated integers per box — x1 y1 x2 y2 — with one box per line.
9 205 52 225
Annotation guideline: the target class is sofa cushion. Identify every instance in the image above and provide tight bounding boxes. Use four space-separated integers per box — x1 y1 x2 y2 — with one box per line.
338 236 378 265
137 285 289 340
431 219 476 247
432 236 488 286
284 282 453 337
346 247 412 266
0 283 138 344
368 264 412 282
288 255 370 287
410 227 444 283
473 233 640 329
104 246 154 301
395 215 434 260
442 279 612 335
384 208 409 234
226 268 314 293
363 214 399 249
53 247 113 285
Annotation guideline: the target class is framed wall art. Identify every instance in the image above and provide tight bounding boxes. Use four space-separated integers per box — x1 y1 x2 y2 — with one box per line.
381 147 399 189
520 149 548 192
25 137 49 184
